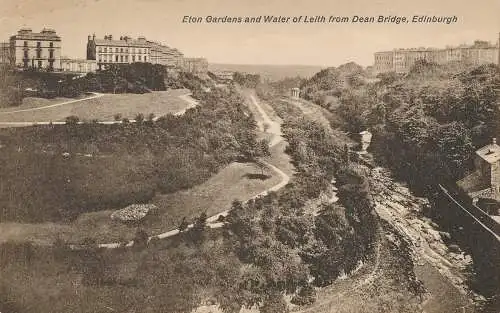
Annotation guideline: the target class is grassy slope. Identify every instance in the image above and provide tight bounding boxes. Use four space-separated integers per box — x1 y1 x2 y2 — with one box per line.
0 89 191 123
0 161 280 244
0 94 92 112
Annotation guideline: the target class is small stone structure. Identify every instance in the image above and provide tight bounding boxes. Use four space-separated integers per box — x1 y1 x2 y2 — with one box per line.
359 130 372 153
291 87 300 99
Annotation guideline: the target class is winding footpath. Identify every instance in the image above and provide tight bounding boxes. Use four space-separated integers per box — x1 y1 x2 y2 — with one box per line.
70 92 291 250
0 92 105 115
0 91 198 127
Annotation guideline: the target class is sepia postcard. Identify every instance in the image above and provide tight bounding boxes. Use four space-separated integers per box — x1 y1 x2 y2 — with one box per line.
0 0 499 312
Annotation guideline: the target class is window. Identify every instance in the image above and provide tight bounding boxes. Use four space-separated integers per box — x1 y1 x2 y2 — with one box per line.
138 55 142 61
115 48 118 53
24 50 28 59
49 42 53 48
38 60 42 68
144 56 147 62
120 55 123 62
104 47 107 53
49 50 54 59
120 48 123 53
115 55 119 62
98 47 102 52
23 41 28 47
132 55 135 62
36 49 41 58
125 55 128 62
37 42 41 48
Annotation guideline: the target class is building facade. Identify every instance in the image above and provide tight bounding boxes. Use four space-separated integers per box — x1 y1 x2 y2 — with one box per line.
374 39 499 74
147 41 184 67
181 57 208 74
86 34 186 68
61 58 98 73
86 34 151 67
9 28 62 70
212 70 234 81
0 42 11 64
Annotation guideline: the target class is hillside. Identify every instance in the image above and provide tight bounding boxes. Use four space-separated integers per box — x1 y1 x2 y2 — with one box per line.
208 63 324 81
300 62 369 110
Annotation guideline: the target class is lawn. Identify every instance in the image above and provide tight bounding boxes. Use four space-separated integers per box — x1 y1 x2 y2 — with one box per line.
0 161 281 245
0 89 192 123
0 94 92 112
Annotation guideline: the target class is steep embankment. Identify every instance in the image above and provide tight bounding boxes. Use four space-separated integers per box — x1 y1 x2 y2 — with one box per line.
283 96 475 313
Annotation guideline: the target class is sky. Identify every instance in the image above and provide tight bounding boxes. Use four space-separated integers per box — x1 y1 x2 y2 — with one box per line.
0 0 499 66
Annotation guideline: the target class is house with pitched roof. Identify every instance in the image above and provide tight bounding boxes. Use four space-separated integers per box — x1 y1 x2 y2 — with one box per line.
457 138 500 215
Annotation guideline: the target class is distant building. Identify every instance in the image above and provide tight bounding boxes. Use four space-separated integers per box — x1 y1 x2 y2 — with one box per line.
212 70 234 81
9 28 62 70
61 57 98 73
86 34 150 67
181 57 208 74
374 38 499 74
148 41 184 67
86 34 184 68
0 42 11 64
457 138 500 215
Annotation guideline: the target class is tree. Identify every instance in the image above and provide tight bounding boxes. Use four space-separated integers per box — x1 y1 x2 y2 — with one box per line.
135 113 145 124
188 212 207 244
178 217 189 232
260 293 289 313
256 160 268 176
291 285 316 306
147 113 156 123
134 228 149 247
65 115 80 126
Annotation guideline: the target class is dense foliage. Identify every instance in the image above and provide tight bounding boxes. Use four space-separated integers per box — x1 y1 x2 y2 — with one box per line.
0 63 172 108
300 62 368 110
0 86 268 222
300 60 500 195
299 60 500 308
0 89 380 313
233 72 261 88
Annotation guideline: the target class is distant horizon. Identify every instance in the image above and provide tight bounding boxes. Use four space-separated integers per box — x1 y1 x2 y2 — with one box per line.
1 0 498 66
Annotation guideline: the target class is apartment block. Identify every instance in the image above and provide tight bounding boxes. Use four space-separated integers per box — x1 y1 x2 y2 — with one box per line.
374 38 499 74
9 28 62 70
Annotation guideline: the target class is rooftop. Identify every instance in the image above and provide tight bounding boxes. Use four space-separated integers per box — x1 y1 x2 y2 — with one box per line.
11 28 61 40
476 138 500 164
94 38 150 48
375 40 499 54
